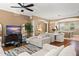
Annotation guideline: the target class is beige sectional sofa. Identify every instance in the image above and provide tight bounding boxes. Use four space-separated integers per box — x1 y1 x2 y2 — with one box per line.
0 43 76 56
27 33 51 47
18 44 76 56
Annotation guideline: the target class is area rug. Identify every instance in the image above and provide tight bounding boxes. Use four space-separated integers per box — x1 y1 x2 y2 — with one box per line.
4 44 41 56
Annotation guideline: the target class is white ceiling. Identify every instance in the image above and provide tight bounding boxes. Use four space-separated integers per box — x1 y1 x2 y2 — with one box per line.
0 3 79 20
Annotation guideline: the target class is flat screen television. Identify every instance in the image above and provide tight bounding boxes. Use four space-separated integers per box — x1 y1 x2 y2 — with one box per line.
6 25 21 35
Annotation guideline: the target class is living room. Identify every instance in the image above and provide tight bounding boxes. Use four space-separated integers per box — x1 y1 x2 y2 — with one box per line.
0 3 79 56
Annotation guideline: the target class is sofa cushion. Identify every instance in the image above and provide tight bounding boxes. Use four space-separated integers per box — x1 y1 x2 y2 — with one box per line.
18 52 30 56
45 45 64 56
32 44 58 56
58 45 76 56
43 44 58 51
29 36 37 40
32 48 51 56
38 33 49 39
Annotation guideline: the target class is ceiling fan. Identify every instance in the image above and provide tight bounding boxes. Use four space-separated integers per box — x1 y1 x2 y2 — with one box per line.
11 3 34 12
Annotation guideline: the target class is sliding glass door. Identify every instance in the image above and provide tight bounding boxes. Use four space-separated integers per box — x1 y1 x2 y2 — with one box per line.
58 21 79 38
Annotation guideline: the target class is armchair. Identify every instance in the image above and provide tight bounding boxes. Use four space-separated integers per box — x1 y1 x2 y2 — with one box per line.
27 33 51 47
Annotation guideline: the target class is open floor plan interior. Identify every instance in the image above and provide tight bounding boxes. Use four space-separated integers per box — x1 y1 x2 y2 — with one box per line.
0 3 79 56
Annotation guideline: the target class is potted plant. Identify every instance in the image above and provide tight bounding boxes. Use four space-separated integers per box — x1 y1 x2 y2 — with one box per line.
25 23 33 38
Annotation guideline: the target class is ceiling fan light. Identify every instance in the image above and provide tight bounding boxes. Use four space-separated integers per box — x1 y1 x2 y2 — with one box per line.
21 10 24 12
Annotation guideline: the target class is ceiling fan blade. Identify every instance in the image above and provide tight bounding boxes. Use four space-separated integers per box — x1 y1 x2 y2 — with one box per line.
18 3 24 7
25 8 33 12
11 6 22 8
24 4 34 7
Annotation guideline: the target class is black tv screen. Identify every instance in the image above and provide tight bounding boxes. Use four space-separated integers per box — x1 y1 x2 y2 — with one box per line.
6 25 21 35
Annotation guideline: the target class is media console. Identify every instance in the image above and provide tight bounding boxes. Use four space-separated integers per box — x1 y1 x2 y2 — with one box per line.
4 25 22 47
5 34 22 47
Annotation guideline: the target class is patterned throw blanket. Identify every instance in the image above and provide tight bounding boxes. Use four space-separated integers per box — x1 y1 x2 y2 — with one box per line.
4 44 41 56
